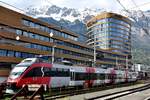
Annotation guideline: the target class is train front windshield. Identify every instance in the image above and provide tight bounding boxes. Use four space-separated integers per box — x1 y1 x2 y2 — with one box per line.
9 65 28 79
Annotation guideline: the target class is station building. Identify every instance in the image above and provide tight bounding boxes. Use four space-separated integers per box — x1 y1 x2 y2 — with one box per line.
0 6 132 78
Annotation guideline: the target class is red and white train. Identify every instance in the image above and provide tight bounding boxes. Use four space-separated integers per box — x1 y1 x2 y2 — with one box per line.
6 56 138 94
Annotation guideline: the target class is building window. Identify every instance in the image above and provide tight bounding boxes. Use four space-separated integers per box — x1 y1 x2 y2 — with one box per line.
29 22 35 28
22 53 29 58
35 34 40 40
40 36 45 41
16 29 22 35
35 23 40 29
22 19 30 26
0 50 7 56
7 51 14 57
15 52 21 58
29 32 35 38
23 31 29 37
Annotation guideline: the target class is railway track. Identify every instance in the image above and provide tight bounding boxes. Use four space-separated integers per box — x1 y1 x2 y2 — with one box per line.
86 83 150 100
1 81 149 100
44 82 139 100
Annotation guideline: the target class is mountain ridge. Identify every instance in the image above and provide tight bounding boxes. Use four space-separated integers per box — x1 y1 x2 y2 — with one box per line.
25 5 150 65
25 5 103 23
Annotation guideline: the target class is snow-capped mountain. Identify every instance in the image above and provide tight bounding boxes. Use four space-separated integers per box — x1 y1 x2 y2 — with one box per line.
25 5 103 23
25 5 150 65
25 4 150 38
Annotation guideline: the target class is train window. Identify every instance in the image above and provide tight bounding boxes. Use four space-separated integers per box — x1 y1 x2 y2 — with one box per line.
62 69 70 77
105 74 108 79
108 74 111 79
114 74 117 79
24 69 34 77
56 68 70 77
99 74 105 80
24 67 42 77
43 67 51 77
39 67 70 77
75 72 88 80
57 68 62 71
75 73 82 80
89 73 97 80
33 67 42 77
106 74 116 79
10 66 28 79
56 68 62 76
50 68 56 76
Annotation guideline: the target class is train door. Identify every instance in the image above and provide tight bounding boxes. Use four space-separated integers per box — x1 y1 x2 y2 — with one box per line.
125 69 128 82
85 67 95 88
69 69 75 86
110 69 116 84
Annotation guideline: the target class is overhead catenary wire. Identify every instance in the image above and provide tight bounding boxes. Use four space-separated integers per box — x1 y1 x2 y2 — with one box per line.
0 0 39 18
0 1 26 14
130 0 150 35
116 0 130 13
45 0 53 5
129 1 150 10
116 0 150 35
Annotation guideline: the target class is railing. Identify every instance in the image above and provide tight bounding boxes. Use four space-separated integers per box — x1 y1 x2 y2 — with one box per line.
29 85 44 100
11 85 45 100
0 82 7 98
11 85 28 100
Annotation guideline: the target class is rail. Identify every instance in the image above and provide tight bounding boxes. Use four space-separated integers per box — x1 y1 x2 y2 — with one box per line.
44 82 137 100
85 83 150 100
11 85 28 100
2 80 148 99
29 85 44 100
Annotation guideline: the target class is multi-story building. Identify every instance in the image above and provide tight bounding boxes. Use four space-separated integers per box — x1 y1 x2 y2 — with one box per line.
86 12 132 68
0 6 131 81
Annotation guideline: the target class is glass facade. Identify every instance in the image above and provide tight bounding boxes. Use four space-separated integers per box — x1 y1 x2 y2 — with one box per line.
87 15 131 55
86 12 133 68
0 23 130 67
0 49 35 58
0 24 96 66
1 25 94 53
22 19 78 41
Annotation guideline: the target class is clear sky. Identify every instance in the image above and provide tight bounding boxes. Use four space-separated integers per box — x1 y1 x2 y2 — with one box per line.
0 0 150 11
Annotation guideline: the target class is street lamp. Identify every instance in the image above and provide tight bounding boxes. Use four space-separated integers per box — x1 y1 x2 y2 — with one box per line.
49 32 56 64
16 36 20 41
15 35 29 46
49 32 54 37
0 35 21 44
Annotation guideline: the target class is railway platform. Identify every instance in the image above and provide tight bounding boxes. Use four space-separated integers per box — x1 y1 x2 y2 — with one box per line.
57 83 149 100
113 88 150 100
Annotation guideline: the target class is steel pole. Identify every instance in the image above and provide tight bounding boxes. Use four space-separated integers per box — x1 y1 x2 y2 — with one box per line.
126 55 128 70
116 56 118 69
52 45 55 64
93 31 96 67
